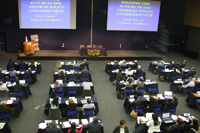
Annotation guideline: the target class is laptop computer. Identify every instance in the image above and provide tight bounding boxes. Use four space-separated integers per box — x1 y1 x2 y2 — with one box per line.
164 91 172 99
162 113 173 123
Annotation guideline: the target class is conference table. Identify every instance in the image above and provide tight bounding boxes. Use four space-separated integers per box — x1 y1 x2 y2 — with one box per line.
0 98 23 117
109 70 146 81
7 83 32 98
7 62 42 74
53 71 92 82
170 79 190 93
186 93 200 107
123 95 172 114
105 62 137 73
0 121 12 133
158 68 190 79
44 98 99 115
37 119 104 133
49 82 95 96
116 80 159 93
80 47 107 56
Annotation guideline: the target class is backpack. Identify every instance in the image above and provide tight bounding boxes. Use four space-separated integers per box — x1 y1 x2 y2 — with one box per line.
117 90 124 100
190 127 200 133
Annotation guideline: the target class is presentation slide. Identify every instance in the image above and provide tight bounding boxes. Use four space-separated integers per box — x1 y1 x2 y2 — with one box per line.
107 0 161 31
18 0 76 29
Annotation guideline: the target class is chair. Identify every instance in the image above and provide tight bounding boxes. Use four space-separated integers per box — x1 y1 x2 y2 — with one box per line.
81 75 89 81
112 66 119 70
148 85 158 95
23 76 30 83
19 66 26 72
137 87 145 94
196 87 200 91
0 77 4 82
92 45 97 48
68 88 76 96
176 74 182 79
166 65 173 70
132 65 137 70
171 74 177 81
153 105 161 113
137 74 144 80
121 66 126 71
73 67 80 72
54 88 64 97
79 45 85 53
189 75 194 78
168 106 176 114
7 66 14 71
134 106 143 114
69 75 76 82
184 87 192 94
14 89 23 97
87 45 92 48
65 66 73 71
0 111 11 119
157 66 164 72
9 76 16 82
83 108 94 116
30 66 36 71
98 45 102 48
124 87 133 95
67 108 77 117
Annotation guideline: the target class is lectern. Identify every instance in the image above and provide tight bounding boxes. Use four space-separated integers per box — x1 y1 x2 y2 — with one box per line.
24 41 34 55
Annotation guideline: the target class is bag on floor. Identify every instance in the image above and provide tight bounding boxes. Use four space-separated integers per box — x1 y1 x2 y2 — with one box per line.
117 91 124 100
159 76 165 81
130 109 137 118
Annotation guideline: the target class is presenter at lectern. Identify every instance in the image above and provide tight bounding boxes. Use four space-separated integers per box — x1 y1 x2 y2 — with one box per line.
20 36 30 53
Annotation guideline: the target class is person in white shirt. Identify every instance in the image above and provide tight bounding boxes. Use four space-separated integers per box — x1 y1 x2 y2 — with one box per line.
82 98 95 115
82 79 93 97
146 113 161 133
0 81 9 92
126 67 133 77
178 77 195 92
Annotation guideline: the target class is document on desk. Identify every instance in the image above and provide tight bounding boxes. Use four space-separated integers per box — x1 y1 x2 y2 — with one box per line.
38 123 46 129
65 100 69 105
0 123 5 129
178 115 189 122
10 97 16 100
70 119 79 124
6 100 13 104
50 84 55 88
81 119 89 125
129 99 135 103
55 72 58 74
63 121 71 128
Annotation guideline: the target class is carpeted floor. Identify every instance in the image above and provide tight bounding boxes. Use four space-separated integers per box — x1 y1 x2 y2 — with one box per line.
0 51 200 133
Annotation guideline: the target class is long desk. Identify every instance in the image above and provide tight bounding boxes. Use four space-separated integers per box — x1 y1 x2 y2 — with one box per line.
170 79 189 93
123 96 172 114
0 121 12 133
37 119 104 133
0 98 23 117
81 47 107 56
49 82 95 96
44 98 99 116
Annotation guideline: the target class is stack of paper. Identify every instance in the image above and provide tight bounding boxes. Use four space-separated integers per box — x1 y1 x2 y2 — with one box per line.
129 99 135 103
50 84 55 88
63 121 71 128
55 72 59 74
10 97 16 100
89 117 94 123
70 119 79 125
178 115 189 122
140 116 148 123
0 123 5 129
130 95 134 98
6 100 13 104
38 123 46 129
171 115 178 121
81 119 89 125
85 96 91 99
65 100 69 105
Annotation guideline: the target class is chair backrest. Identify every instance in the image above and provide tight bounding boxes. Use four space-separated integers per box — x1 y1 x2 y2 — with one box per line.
81 75 89 78
9 76 16 79
84 108 94 115
69 75 76 78
23 76 30 79
0 111 11 119
93 45 97 48
98 45 102 48
67 107 77 111
87 45 92 48
68 88 76 91
125 87 132 90
138 87 145 90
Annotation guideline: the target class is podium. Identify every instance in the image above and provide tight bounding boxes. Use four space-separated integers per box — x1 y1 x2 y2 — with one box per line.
24 41 34 55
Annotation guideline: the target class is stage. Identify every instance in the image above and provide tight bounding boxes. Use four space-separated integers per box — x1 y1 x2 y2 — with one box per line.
17 50 162 60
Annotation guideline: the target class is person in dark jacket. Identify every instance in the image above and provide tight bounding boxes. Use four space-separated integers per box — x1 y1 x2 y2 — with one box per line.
147 97 159 112
163 118 185 133
0 101 15 117
183 118 199 133
88 116 101 133
24 68 32 82
8 58 15 68
14 80 24 94
19 59 26 67
113 120 129 133
163 96 178 112
45 120 63 133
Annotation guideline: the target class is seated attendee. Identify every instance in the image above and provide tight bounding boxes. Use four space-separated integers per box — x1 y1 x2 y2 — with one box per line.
55 61 62 71
82 79 93 97
135 77 145 92
113 60 118 69
19 59 26 67
131 60 138 69
130 95 141 111
167 68 178 80
14 80 24 94
8 58 15 68
82 98 95 113
50 81 63 98
178 77 195 91
81 59 89 69
147 96 159 112
122 77 134 90
136 65 143 76
73 61 80 68
183 118 199 133
88 116 101 133
116 68 125 82
81 66 90 75
24 68 32 82
157 60 164 69
45 120 63 133
146 113 161 133
126 67 133 77
9 68 17 79
0 81 9 92
163 118 184 133
180 59 187 68
120 60 127 68
49 96 61 120
187 67 196 77
30 59 36 67
59 71 65 79
112 120 129 133
163 96 178 112
0 101 15 117
0 68 5 81
67 122 83 133
166 61 173 69
66 98 77 109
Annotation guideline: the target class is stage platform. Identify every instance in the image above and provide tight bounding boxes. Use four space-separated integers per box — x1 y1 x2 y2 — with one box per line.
17 50 162 60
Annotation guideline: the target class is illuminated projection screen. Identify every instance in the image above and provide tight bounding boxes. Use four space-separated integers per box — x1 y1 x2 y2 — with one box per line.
18 0 76 29
107 0 161 31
